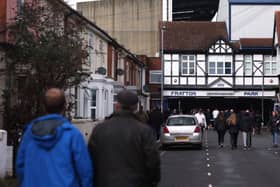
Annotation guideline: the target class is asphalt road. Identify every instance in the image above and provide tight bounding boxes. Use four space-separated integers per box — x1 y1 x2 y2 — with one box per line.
159 130 280 187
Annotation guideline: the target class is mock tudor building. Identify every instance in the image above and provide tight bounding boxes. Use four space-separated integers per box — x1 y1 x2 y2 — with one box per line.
161 21 278 121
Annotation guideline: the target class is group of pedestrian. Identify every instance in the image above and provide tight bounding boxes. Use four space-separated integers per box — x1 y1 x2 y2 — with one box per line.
16 88 161 187
212 109 254 150
212 108 280 150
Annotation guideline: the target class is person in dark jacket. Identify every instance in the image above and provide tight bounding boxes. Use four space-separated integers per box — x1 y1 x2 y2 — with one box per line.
226 109 239 150
240 110 254 150
88 90 161 187
16 88 93 187
135 105 149 123
214 112 226 148
267 111 280 148
149 107 164 140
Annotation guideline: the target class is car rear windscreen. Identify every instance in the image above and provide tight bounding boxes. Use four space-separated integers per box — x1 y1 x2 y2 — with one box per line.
167 117 196 126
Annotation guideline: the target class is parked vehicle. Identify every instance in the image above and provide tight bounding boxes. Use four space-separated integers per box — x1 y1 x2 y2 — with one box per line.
160 115 203 149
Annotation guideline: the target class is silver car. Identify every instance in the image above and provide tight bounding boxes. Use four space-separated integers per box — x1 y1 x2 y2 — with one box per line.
160 115 203 149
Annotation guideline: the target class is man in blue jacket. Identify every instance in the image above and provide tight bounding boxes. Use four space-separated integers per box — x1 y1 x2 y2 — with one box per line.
16 88 93 187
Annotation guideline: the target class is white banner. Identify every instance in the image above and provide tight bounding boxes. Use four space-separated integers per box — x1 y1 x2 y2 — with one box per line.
163 90 276 98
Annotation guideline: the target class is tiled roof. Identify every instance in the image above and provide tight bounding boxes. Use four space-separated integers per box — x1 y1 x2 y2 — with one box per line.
275 11 280 45
240 38 273 49
161 21 229 52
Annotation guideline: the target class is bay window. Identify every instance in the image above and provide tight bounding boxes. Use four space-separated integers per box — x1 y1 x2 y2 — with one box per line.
208 56 232 75
181 55 195 75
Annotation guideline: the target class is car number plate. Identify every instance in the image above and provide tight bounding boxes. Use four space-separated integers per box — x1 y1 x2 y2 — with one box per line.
175 136 188 141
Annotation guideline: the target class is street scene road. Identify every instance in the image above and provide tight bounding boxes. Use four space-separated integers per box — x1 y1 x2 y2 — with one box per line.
159 130 280 187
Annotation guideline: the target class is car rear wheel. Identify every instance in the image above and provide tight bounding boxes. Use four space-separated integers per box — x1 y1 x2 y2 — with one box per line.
161 144 168 150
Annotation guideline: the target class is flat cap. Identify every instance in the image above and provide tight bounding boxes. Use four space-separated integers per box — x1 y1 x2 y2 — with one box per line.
117 90 138 106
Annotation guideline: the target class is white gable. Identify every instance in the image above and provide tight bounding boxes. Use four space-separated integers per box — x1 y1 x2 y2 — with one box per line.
208 40 233 54
209 78 232 88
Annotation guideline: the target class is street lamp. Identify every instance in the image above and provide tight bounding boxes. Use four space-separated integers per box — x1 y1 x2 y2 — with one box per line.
261 65 264 128
161 25 166 112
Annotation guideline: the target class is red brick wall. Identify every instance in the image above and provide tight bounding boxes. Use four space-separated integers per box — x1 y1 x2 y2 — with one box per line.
146 57 161 87
147 57 161 103
0 0 6 42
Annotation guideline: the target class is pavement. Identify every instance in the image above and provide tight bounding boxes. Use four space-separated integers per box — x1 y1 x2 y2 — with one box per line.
159 129 280 187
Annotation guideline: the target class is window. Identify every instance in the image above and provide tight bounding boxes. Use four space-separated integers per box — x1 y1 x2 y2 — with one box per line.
244 55 252 75
264 56 277 75
208 56 232 75
112 48 115 78
126 62 130 82
90 89 97 120
88 33 94 70
17 0 24 12
99 40 104 64
181 55 195 75
149 71 162 84
209 62 216 74
217 62 223 74
225 62 231 74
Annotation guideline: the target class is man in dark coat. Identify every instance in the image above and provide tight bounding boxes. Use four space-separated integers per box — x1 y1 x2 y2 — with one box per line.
240 110 254 149
149 107 164 140
88 90 161 187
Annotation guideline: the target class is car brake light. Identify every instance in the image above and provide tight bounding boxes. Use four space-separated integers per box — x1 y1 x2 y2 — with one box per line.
194 126 200 133
163 126 170 134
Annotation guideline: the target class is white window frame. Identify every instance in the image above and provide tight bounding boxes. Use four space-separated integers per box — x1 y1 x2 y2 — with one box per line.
126 62 130 82
90 89 97 120
181 55 195 75
88 33 94 71
208 56 232 75
149 70 162 84
244 55 252 75
112 48 115 78
264 56 277 75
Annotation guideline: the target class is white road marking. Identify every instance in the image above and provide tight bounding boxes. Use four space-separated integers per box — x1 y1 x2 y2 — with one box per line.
208 184 213 187
206 153 209 156
207 158 210 161
208 172 212 176
275 152 278 154
207 164 210 167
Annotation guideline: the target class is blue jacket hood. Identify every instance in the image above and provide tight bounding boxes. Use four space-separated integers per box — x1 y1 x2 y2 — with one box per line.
29 114 70 149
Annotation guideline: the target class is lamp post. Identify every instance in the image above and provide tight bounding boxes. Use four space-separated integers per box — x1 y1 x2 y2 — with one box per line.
261 57 265 128
161 25 166 112
261 69 264 128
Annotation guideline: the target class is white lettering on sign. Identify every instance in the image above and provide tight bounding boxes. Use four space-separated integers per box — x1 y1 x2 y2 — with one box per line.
243 91 258 96
171 91 197 97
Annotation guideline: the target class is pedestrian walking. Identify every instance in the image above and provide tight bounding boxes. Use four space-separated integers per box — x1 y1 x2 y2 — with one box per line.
135 105 149 123
212 108 219 120
240 110 254 150
214 112 227 148
226 109 239 150
267 111 280 148
149 107 164 140
195 109 207 133
16 88 93 187
205 108 212 129
88 90 160 187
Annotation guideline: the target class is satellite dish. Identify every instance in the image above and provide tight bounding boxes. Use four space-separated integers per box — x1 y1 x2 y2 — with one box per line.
143 85 149 92
96 67 106 75
116 68 124 76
